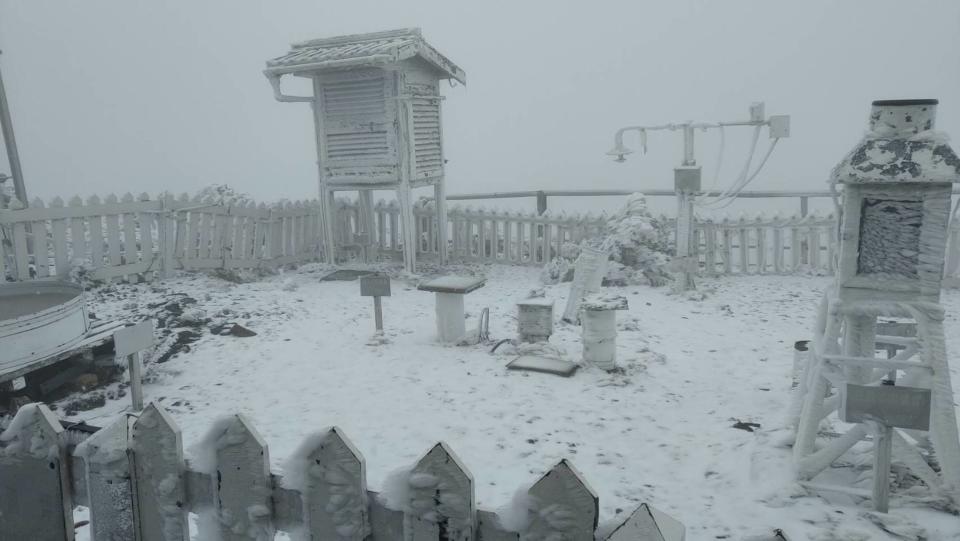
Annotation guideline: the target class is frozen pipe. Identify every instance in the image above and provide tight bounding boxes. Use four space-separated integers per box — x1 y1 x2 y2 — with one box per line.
266 74 313 103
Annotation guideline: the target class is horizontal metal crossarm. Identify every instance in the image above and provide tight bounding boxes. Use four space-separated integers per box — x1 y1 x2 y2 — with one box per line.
822 354 931 373
798 481 872 498
873 335 919 348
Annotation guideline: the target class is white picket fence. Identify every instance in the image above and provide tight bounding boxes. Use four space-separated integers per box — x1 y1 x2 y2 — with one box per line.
333 198 839 275
0 193 321 282
7 193 960 282
0 402 678 541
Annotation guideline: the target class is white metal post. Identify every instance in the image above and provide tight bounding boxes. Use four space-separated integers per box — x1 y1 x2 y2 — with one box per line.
435 182 448 265
359 190 376 263
128 352 144 412
373 296 383 332
872 422 893 513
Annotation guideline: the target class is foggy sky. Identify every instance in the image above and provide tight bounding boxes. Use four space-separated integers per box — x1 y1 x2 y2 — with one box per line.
1 0 958 215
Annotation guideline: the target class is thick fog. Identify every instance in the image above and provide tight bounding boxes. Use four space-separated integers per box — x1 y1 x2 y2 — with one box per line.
1 0 958 215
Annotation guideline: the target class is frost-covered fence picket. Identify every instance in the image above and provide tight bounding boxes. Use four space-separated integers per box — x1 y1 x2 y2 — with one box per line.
0 194 322 283
0 403 678 541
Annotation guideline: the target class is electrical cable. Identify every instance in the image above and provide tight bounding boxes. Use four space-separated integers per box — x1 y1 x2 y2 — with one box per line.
697 125 762 208
700 135 780 210
703 125 725 194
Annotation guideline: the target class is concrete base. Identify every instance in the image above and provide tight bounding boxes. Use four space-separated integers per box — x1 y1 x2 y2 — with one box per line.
435 293 466 343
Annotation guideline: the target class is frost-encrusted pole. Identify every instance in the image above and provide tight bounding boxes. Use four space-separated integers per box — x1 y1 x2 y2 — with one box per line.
0 51 27 206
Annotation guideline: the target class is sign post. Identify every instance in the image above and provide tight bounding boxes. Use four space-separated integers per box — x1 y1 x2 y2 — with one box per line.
113 320 156 412
840 383 932 513
360 274 391 333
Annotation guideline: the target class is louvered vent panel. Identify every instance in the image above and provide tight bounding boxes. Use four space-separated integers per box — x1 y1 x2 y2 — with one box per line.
322 77 386 117
413 97 442 174
322 75 391 161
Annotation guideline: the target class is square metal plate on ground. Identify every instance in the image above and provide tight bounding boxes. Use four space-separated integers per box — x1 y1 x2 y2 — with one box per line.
507 356 579 377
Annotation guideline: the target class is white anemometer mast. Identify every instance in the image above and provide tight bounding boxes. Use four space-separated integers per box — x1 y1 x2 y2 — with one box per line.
607 102 790 291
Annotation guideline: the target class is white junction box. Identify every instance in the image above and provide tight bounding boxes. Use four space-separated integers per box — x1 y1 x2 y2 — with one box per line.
769 115 791 138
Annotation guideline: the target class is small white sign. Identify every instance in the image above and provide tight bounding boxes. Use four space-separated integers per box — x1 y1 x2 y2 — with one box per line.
114 320 156 357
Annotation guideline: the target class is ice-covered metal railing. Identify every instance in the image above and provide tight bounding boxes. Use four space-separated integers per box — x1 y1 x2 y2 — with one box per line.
0 193 322 283
0 402 686 540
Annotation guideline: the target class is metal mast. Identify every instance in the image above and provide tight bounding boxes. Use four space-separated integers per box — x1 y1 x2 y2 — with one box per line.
0 50 27 206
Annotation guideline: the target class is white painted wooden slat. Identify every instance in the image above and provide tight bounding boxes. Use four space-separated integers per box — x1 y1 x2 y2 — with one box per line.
255 205 269 261
87 196 106 272
826 221 838 275
542 222 552 263
791 225 802 270
773 226 783 274
756 225 767 274
104 195 124 280
130 403 189 541
204 414 275 541
405 442 475 540
226 211 241 264
704 222 717 275
809 226 821 270
0 404 74 540
68 196 88 270
210 207 225 260
49 198 69 277
242 205 257 262
138 209 156 280
293 427 369 540
737 225 750 274
123 198 141 282
33 224 51 278
197 206 213 262
76 414 137 540
523 460 598 540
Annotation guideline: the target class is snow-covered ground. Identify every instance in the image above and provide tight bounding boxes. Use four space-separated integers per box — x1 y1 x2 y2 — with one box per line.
63 264 960 540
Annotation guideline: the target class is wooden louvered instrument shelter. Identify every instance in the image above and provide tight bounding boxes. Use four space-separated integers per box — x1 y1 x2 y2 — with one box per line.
264 28 465 272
